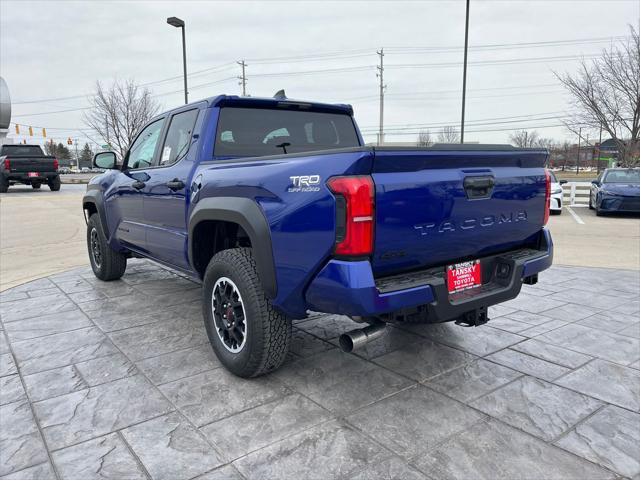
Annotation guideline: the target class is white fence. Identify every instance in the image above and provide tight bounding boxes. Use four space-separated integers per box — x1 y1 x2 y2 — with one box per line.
562 182 591 206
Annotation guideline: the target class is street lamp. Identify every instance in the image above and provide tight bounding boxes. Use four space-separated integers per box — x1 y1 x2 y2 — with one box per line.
167 16 188 104
460 0 470 144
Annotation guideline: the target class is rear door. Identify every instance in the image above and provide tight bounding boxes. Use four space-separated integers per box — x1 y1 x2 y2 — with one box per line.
141 106 201 269
371 147 547 277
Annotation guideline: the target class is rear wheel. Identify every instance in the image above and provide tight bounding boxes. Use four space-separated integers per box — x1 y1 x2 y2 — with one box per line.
87 213 127 281
202 248 291 378
48 175 61 191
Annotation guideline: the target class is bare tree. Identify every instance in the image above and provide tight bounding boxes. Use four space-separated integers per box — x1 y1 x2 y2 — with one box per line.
510 130 540 148
556 27 639 166
417 129 433 147
436 126 460 143
509 130 555 150
83 80 160 160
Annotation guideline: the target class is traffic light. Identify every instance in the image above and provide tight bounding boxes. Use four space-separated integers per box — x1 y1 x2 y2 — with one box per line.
14 124 19 135
28 126 33 136
42 128 47 138
67 137 73 145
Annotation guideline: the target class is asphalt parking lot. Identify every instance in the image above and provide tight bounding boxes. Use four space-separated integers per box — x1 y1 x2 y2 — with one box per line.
0 260 638 479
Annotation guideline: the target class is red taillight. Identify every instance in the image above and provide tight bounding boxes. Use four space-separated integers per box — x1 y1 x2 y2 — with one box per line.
53 158 59 170
327 175 375 256
3 158 9 170
543 169 551 225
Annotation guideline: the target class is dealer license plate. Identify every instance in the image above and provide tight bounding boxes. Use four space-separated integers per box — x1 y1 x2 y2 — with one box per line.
447 260 482 294
27 172 39 178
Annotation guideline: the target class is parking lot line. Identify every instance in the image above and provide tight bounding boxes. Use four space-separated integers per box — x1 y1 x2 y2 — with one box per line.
566 206 585 225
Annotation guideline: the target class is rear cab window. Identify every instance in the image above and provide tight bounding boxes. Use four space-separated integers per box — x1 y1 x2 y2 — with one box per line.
214 107 360 157
1 145 45 156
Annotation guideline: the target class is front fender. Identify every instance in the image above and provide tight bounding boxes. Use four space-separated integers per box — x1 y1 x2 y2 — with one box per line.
82 186 110 240
188 197 277 299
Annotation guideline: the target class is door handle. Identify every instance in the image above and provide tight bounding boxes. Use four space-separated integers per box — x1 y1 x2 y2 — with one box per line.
132 180 146 190
166 179 185 191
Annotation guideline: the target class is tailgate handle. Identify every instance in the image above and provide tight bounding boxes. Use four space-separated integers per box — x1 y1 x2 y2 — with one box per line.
463 176 494 199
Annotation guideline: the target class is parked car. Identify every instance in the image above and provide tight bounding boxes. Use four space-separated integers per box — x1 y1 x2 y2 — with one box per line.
81 167 91 173
549 171 567 215
58 167 72 174
83 94 553 377
0 144 60 192
589 168 640 215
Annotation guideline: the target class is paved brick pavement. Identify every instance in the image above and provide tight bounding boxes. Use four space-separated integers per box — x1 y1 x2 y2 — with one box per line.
0 261 638 479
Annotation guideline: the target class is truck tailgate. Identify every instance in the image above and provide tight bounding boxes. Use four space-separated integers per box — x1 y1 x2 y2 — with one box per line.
371 147 548 277
6 156 57 173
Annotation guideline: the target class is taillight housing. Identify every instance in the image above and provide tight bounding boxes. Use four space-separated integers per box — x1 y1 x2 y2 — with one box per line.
543 169 551 225
3 158 9 171
327 175 375 257
53 158 59 170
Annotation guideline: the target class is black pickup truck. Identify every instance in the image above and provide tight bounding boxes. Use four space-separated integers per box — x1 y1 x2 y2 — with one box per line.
0 144 61 192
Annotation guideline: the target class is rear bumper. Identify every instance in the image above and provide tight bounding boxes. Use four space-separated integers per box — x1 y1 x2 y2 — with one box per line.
305 228 553 320
3 172 58 182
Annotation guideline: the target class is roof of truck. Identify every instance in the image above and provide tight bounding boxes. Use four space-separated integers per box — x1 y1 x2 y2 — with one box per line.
205 94 354 115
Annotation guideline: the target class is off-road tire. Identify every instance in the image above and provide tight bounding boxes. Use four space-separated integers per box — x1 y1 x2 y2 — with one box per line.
203 248 291 378
87 213 127 281
48 175 61 191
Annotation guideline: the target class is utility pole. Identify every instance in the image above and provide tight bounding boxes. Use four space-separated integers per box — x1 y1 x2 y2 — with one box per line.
74 138 79 170
104 115 110 149
460 0 470 144
237 60 248 96
596 124 603 174
576 127 582 175
376 48 385 146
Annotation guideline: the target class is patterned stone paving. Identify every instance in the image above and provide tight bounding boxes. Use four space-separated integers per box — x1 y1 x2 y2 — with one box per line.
0 261 638 479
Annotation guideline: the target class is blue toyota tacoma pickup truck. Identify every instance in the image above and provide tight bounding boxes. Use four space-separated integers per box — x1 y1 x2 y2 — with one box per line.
84 94 553 377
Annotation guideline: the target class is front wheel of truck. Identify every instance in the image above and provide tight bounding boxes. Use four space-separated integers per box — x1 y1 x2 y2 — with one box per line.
203 248 291 378
87 213 127 281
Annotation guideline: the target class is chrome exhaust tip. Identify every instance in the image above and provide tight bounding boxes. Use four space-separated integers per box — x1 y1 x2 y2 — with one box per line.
338 321 387 352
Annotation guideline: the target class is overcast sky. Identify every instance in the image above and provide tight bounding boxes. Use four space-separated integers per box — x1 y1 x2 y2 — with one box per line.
1 0 638 148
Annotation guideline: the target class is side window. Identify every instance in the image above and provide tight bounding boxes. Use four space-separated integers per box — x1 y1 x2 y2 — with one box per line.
158 109 199 167
127 119 163 169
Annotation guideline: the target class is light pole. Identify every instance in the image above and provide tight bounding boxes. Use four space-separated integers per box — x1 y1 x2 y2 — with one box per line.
460 0 470 144
167 16 188 104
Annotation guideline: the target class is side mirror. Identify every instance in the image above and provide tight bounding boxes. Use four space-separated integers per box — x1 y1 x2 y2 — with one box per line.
559 179 568 185
93 152 117 170
591 180 599 185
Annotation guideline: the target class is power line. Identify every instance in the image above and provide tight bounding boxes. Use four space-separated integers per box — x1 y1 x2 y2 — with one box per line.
11 34 623 105
387 53 601 69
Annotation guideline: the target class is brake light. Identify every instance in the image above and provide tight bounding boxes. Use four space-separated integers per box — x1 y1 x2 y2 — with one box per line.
3 158 9 170
327 175 375 256
53 158 59 170
543 169 551 225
